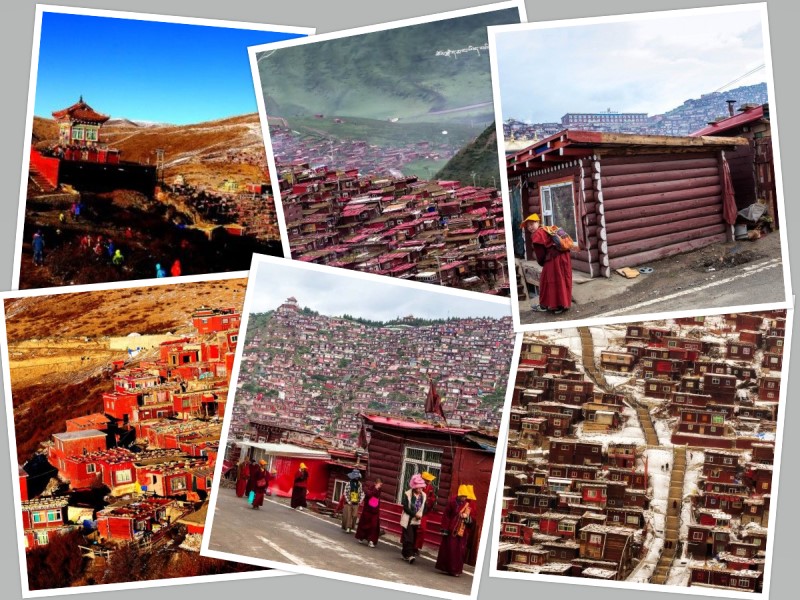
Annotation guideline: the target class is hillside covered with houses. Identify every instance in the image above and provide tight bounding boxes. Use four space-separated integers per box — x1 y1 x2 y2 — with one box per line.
497 310 786 593
228 297 515 445
17 305 260 589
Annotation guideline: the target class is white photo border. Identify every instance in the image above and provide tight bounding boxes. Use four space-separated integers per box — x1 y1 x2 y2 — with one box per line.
10 3 315 290
487 305 795 599
247 0 528 263
200 253 518 600
486 2 793 334
0 271 296 598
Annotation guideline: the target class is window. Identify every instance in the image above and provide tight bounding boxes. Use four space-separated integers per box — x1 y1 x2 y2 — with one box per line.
332 478 348 503
85 128 98 142
86 463 96 474
538 499 549 507
398 446 442 503
740 580 750 588
32 512 44 524
712 377 720 385
35 531 49 546
47 510 60 522
539 181 578 242
505 525 519 534
557 521 575 533
170 477 187 492
736 547 747 557
692 531 704 541
627 515 640 525
115 469 133 484
557 384 567 391
72 127 85 141
588 534 602 545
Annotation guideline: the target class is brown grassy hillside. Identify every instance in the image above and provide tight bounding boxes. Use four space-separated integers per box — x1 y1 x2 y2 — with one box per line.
4 278 247 460
32 114 269 189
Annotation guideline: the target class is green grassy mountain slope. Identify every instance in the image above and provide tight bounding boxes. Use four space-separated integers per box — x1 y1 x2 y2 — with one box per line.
257 8 519 121
435 123 500 186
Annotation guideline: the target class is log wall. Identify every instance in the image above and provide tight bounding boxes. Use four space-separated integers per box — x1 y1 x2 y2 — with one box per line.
367 429 454 509
600 152 729 270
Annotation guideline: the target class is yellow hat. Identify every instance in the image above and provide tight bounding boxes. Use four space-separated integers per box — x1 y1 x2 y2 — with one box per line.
299 463 307 469
421 472 436 482
520 213 540 227
457 484 469 498
466 485 477 501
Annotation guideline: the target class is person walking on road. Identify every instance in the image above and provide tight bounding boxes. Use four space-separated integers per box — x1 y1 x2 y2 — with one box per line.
355 478 383 547
291 463 309 510
435 484 475 577
236 460 252 498
250 460 271 509
415 471 437 555
341 469 363 533
400 474 427 564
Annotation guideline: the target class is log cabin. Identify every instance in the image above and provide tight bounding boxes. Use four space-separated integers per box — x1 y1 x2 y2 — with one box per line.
509 130 746 277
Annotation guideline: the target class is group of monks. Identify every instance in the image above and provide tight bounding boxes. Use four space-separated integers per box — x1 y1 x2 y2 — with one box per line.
235 460 477 578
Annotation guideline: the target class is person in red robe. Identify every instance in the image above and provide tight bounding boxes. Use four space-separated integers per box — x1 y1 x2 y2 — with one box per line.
354 478 383 547
523 213 573 314
251 460 271 509
244 458 257 499
435 485 475 577
291 463 309 510
235 460 251 498
415 471 437 555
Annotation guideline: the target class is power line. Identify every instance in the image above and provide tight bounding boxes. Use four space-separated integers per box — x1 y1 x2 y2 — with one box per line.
712 64 766 94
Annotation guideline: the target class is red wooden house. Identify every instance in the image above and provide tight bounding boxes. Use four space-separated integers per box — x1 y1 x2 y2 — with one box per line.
689 565 762 592
96 497 176 542
577 524 636 578
19 465 29 502
49 430 108 477
362 414 497 565
509 130 744 277
191 306 241 334
725 340 757 360
761 352 783 371
21 497 71 550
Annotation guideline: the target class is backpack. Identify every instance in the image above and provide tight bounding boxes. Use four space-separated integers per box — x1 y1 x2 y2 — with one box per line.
542 225 574 252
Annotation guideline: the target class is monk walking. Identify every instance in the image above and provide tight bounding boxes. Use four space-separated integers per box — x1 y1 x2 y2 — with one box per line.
250 460 271 509
341 469 363 533
400 474 427 564
235 460 251 498
435 484 475 577
291 463 309 510
355 478 383 547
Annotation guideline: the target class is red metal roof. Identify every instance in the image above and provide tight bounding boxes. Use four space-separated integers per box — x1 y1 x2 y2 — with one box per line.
508 129 748 174
690 104 767 137
52 97 110 124
363 414 469 434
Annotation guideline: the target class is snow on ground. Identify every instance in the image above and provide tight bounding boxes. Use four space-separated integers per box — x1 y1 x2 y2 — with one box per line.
653 413 675 446
179 533 202 552
627 446 673 583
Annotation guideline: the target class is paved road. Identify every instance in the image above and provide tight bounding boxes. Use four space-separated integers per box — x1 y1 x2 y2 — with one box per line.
208 489 473 594
520 233 787 325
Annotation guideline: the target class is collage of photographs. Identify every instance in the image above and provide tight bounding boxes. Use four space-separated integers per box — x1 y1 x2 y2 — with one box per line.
0 2 795 600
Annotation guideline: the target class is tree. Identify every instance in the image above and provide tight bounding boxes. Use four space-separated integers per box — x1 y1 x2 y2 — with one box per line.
26 529 86 590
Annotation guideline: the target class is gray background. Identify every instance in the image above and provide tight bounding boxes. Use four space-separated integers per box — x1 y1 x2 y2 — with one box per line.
0 1 796 599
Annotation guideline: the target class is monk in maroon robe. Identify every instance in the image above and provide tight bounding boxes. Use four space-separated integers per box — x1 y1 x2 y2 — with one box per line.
251 461 271 509
524 214 573 313
354 478 383 547
235 461 251 498
435 488 474 577
291 463 309 509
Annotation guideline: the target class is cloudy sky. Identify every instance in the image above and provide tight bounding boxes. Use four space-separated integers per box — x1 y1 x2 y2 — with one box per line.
247 260 512 321
495 6 768 123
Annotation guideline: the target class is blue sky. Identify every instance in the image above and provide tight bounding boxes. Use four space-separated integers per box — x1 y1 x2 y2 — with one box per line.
34 12 305 125
496 6 768 123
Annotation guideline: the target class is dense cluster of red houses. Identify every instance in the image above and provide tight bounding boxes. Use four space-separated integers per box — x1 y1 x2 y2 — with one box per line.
497 310 785 592
19 306 241 552
278 164 509 293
